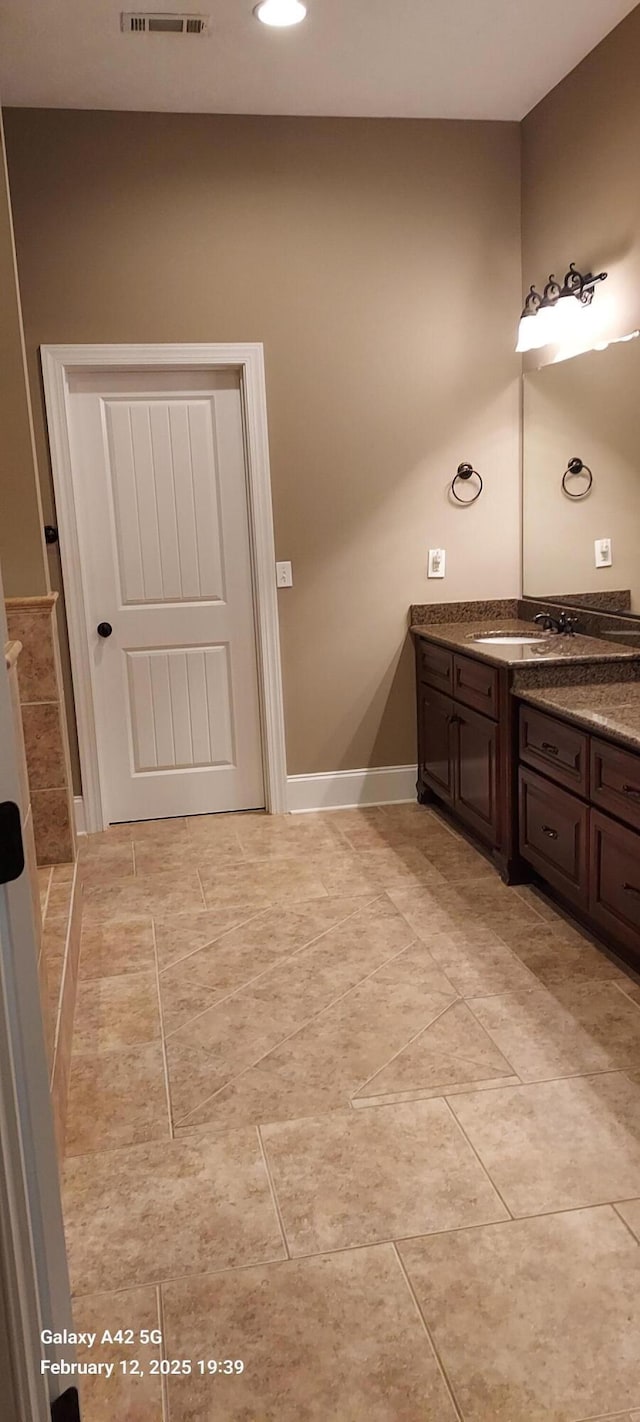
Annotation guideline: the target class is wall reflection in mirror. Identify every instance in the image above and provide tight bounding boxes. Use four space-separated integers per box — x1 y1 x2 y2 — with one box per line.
523 336 640 615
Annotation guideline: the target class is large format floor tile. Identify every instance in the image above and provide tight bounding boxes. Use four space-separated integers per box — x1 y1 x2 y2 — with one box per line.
468 981 640 1081
508 923 626 985
64 804 640 1422
162 1246 459 1422
352 999 517 1100
158 896 375 1034
401 926 538 997
173 943 457 1129
65 1043 170 1156
261 1099 508 1255
79 918 155 979
63 1128 285 1295
73 1285 164 1422
153 905 265 972
164 896 417 1115
72 973 160 1054
450 1072 640 1215
199 858 330 908
617 1198 640 1241
399 1207 640 1422
83 868 205 921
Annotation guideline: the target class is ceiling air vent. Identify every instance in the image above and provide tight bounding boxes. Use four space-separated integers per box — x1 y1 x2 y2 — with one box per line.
121 13 209 34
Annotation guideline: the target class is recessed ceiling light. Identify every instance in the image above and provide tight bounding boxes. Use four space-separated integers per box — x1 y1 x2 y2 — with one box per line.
254 0 307 27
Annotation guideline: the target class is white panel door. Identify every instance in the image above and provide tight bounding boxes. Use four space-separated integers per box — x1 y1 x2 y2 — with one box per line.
65 369 264 822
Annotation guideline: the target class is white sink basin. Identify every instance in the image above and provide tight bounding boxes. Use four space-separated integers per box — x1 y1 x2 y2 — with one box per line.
470 634 547 646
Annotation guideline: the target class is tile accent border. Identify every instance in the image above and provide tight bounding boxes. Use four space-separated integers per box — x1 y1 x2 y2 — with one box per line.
287 764 418 812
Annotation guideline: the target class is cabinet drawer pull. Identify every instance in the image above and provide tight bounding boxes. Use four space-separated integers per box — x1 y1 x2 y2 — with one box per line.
541 824 558 840
622 784 640 797
623 881 640 897
540 741 559 756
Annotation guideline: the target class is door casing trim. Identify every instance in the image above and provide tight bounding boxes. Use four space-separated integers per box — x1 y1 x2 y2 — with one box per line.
41 343 288 831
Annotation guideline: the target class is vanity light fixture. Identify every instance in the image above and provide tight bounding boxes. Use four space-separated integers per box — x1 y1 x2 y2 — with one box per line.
254 0 307 24
516 264 607 353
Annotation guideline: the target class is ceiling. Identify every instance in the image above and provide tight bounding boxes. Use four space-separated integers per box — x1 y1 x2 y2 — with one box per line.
0 0 636 120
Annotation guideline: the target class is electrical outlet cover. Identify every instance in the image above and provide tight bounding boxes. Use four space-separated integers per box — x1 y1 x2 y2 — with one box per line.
276 561 293 587
428 548 446 578
594 538 612 568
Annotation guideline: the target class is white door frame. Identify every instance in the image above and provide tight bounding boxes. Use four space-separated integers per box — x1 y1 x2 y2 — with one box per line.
41 343 288 832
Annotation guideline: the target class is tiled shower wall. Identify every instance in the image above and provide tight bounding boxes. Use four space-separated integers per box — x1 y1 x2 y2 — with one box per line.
5 592 77 864
6 630 82 1156
6 637 45 1014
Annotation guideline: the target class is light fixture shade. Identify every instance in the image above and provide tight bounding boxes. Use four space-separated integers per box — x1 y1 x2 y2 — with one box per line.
516 312 549 353
254 0 307 24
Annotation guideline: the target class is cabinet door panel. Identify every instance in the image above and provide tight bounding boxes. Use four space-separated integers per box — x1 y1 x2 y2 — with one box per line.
418 685 454 803
591 738 640 834
519 767 588 908
590 809 640 963
455 704 499 846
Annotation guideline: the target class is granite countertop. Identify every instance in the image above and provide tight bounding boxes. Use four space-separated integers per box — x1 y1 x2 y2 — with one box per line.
515 682 640 754
410 618 640 668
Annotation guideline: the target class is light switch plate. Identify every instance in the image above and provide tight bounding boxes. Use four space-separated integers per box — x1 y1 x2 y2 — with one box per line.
594 538 612 568
276 561 293 587
428 548 446 579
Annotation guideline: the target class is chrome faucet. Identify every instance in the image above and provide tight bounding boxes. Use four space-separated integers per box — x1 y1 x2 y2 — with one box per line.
533 611 578 636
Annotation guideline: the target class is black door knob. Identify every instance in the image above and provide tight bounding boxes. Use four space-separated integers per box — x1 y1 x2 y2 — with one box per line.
97 622 113 639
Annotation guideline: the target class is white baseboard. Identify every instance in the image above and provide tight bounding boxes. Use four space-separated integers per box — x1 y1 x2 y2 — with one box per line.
74 768 417 828
74 796 86 835
287 764 418 813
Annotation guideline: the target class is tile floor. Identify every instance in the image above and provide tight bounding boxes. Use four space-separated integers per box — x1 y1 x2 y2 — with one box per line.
62 803 640 1421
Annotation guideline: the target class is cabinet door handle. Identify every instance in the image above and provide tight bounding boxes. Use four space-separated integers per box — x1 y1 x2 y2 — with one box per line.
448 713 461 726
622 784 640 798
540 741 559 756
623 881 640 897
541 824 558 840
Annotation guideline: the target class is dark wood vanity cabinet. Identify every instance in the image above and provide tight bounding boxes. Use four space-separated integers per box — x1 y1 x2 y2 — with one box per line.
518 766 589 909
415 631 640 967
416 641 503 855
518 707 640 969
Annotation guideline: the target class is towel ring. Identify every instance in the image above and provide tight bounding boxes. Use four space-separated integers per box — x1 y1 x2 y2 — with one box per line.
562 457 593 499
451 463 483 504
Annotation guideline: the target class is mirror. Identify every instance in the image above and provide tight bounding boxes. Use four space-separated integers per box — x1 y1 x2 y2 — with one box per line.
523 337 640 615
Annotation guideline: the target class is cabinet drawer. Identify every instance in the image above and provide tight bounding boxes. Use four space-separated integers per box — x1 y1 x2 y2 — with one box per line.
519 767 589 908
590 810 640 964
591 738 640 833
416 639 453 694
519 705 588 795
453 654 498 719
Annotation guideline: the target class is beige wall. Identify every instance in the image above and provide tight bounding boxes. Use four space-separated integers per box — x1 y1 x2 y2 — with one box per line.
4 111 521 781
523 339 640 608
0 109 48 597
522 5 640 363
